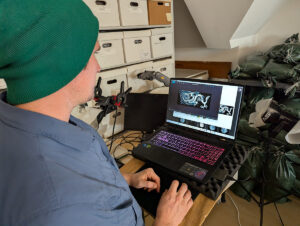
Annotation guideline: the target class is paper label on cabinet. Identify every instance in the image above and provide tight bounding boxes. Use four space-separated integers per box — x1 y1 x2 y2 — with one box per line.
98 7 112 14
165 3 170 6
140 51 150 60
166 13 172 22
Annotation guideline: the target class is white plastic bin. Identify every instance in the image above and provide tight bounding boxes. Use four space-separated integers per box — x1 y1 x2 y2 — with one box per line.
152 59 175 88
97 68 128 96
151 28 173 58
123 30 151 63
96 32 125 69
118 0 149 26
83 0 120 27
127 62 154 93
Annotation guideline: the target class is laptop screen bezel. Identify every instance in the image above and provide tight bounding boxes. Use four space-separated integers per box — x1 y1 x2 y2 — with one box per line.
165 78 244 142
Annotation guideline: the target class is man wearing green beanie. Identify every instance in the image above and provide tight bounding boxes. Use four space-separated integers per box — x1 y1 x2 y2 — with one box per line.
0 0 193 225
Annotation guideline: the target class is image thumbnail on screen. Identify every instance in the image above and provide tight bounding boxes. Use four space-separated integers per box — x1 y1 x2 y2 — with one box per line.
178 90 212 110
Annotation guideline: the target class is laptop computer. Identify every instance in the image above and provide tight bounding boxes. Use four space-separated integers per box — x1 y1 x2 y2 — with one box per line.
133 78 244 184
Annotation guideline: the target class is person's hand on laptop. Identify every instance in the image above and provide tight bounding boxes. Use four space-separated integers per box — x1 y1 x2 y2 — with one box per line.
154 180 193 226
122 168 161 192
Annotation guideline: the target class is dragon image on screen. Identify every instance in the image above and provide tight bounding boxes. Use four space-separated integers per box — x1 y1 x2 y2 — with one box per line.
219 105 234 116
178 90 212 110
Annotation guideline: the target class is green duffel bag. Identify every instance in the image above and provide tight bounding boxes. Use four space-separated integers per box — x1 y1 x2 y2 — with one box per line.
239 54 269 77
258 60 298 83
279 98 300 118
245 87 275 113
229 67 253 80
231 146 264 201
267 33 299 64
294 164 300 179
247 87 275 106
238 118 260 138
262 151 296 203
286 149 300 164
268 44 286 61
283 43 300 65
284 33 299 44
294 64 300 73
268 43 300 65
293 179 300 197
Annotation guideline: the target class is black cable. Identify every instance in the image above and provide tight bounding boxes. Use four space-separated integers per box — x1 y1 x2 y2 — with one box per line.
109 108 118 153
112 131 143 158
274 202 285 226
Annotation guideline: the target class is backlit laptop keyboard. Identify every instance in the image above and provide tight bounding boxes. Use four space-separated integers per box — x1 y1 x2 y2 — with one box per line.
149 130 224 166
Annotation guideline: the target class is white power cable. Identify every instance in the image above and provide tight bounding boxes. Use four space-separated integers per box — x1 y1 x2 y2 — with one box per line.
227 192 242 226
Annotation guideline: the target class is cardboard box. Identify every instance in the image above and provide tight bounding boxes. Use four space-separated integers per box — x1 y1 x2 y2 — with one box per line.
118 0 149 26
151 28 173 58
127 62 154 93
83 0 120 27
96 32 125 69
148 0 172 25
123 30 152 63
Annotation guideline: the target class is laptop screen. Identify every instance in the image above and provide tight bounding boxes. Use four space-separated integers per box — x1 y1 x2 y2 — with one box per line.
166 79 244 140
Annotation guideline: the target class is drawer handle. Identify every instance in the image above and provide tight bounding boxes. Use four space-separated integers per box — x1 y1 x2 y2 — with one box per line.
130 2 139 7
134 39 143 44
159 37 166 41
96 0 107 5
102 43 112 48
107 79 117 85
160 67 167 72
157 2 164 5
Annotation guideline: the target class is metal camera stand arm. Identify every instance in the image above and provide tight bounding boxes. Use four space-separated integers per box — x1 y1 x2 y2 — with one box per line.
137 70 171 87
94 77 132 124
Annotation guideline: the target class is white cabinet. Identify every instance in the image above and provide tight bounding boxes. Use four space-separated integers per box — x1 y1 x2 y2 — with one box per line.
123 30 152 63
96 32 125 69
83 0 120 27
97 68 128 96
118 0 149 26
151 28 173 58
80 0 175 139
127 62 154 93
152 59 175 88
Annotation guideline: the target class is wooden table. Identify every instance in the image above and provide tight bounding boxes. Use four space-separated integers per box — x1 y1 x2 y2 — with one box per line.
113 131 226 226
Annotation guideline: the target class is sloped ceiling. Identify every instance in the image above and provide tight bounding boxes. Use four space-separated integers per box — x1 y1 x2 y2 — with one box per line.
184 0 288 49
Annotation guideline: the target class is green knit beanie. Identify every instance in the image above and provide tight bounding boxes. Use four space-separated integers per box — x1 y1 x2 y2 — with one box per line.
0 0 99 105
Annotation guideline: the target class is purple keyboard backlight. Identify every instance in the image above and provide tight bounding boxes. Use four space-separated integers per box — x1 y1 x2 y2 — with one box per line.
150 131 224 166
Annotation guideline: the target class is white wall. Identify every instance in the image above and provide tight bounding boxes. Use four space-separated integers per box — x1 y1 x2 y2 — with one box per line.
175 0 300 69
173 0 205 48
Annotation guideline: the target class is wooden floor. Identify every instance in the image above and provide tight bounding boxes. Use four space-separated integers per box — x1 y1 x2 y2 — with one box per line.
144 191 300 226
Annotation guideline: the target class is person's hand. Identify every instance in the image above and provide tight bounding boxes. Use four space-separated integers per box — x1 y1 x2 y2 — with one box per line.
154 180 193 226
123 168 160 192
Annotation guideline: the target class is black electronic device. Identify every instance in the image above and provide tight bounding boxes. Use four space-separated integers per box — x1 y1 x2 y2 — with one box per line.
124 93 168 132
133 78 244 184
